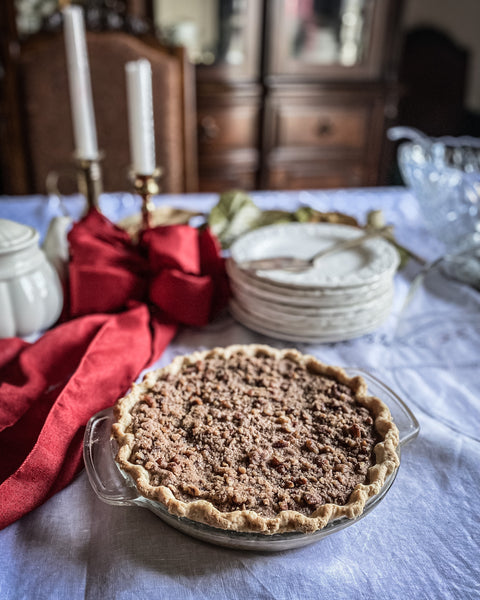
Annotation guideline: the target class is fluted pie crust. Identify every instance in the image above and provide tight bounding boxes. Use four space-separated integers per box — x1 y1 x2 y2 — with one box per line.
112 345 399 535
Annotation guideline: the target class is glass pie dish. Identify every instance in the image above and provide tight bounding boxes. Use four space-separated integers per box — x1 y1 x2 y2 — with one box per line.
83 369 419 552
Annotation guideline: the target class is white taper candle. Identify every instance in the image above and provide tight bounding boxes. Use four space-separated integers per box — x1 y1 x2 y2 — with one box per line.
63 5 99 160
125 59 156 175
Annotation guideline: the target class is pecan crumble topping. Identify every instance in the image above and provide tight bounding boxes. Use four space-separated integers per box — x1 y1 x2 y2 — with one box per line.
118 350 383 520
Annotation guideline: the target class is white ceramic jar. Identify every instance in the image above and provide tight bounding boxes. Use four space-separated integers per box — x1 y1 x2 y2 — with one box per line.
0 218 64 338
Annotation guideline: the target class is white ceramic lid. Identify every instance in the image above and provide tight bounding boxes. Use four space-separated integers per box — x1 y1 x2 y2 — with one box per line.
0 219 39 254
230 223 400 289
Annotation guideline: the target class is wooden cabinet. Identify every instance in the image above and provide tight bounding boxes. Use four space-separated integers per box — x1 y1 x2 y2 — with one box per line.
157 0 403 191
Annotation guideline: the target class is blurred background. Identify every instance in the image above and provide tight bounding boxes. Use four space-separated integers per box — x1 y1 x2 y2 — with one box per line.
1 0 479 196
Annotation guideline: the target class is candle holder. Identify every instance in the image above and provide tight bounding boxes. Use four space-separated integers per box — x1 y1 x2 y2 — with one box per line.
131 167 163 230
75 153 104 211
45 152 104 215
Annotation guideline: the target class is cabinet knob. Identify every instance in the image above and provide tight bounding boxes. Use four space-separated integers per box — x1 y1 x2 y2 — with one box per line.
316 120 334 137
199 116 220 141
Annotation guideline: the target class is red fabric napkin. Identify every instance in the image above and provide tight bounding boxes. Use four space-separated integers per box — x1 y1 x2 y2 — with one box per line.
0 209 229 530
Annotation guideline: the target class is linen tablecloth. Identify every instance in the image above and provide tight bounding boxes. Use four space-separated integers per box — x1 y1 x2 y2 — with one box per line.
0 188 479 600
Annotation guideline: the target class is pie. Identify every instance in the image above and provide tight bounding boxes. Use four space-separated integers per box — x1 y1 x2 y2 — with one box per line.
112 344 399 534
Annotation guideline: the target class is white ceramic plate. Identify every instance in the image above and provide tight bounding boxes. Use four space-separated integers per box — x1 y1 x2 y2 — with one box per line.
226 259 394 308
230 279 394 319
230 223 400 289
230 295 393 334
229 298 393 343
231 283 394 325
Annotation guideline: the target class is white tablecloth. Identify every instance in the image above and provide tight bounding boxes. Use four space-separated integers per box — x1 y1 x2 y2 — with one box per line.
0 188 479 600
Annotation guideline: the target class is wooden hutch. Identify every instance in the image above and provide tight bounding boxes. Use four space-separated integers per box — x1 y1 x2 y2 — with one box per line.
155 0 403 192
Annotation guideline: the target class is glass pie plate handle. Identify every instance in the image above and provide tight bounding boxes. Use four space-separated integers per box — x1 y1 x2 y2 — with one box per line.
83 370 419 552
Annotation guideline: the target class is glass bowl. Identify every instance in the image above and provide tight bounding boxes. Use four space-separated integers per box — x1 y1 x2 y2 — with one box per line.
83 369 419 552
389 126 480 251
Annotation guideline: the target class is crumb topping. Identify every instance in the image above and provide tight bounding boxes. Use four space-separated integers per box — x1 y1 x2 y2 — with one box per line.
125 351 379 518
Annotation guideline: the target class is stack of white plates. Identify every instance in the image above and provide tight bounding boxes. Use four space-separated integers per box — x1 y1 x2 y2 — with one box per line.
227 222 400 343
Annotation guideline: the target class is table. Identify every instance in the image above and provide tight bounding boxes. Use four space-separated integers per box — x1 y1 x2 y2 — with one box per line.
1 187 479 600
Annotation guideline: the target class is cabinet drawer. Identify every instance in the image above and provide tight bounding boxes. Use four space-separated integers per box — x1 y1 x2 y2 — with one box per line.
265 160 365 190
197 105 260 151
276 105 368 149
199 170 258 193
198 164 258 192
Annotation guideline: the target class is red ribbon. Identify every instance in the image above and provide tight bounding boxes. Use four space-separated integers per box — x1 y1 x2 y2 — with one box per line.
67 209 229 326
0 209 229 529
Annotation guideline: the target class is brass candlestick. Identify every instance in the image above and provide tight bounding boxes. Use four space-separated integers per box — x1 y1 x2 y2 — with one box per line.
131 167 163 230
75 154 104 212
46 152 104 215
